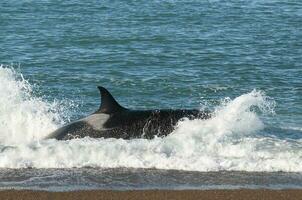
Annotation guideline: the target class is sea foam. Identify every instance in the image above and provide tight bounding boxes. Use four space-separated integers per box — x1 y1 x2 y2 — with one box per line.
0 66 64 144
0 66 301 171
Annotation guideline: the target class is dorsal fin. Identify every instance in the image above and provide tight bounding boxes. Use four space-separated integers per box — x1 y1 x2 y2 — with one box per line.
96 86 126 114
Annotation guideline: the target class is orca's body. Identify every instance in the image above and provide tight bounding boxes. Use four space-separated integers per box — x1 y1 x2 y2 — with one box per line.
47 87 210 140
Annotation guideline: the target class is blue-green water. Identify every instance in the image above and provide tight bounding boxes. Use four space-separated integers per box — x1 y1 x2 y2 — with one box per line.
0 0 302 190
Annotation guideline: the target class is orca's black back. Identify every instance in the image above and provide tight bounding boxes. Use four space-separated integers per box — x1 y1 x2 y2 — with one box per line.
103 109 210 139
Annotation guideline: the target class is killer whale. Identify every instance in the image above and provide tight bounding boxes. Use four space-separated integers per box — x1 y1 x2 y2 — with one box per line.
47 86 211 140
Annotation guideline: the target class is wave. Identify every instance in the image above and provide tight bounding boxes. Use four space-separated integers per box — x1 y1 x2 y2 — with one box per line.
0 66 67 144
0 66 301 171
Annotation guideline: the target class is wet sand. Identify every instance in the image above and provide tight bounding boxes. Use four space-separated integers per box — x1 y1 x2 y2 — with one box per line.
0 189 302 200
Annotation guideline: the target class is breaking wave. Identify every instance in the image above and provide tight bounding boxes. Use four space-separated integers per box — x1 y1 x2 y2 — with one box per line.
0 66 301 171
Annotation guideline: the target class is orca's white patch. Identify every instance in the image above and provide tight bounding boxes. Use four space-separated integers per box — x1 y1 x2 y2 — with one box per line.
80 113 110 130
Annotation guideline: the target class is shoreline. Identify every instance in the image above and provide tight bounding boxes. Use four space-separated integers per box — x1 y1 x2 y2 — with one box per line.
0 189 302 200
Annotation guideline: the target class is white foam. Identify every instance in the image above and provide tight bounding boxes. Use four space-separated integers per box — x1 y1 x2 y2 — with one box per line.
0 66 64 144
0 66 302 171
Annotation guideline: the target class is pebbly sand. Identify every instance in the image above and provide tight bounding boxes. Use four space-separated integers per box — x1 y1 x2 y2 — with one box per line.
0 189 302 200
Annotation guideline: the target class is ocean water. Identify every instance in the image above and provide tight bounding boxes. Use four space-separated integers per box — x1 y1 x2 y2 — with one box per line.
0 0 301 190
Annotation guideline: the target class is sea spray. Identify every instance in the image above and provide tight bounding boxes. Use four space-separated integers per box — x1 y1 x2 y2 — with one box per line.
0 66 65 144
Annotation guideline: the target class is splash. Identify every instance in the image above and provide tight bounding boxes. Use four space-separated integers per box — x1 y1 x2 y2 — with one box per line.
0 66 64 144
0 66 301 171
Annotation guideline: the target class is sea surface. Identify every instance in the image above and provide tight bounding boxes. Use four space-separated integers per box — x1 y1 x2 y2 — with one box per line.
0 0 302 191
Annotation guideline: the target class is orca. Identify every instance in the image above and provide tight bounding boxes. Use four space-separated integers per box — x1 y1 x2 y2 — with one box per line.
46 86 211 140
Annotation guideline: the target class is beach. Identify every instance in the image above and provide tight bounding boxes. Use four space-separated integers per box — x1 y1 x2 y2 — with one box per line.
1 189 302 200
